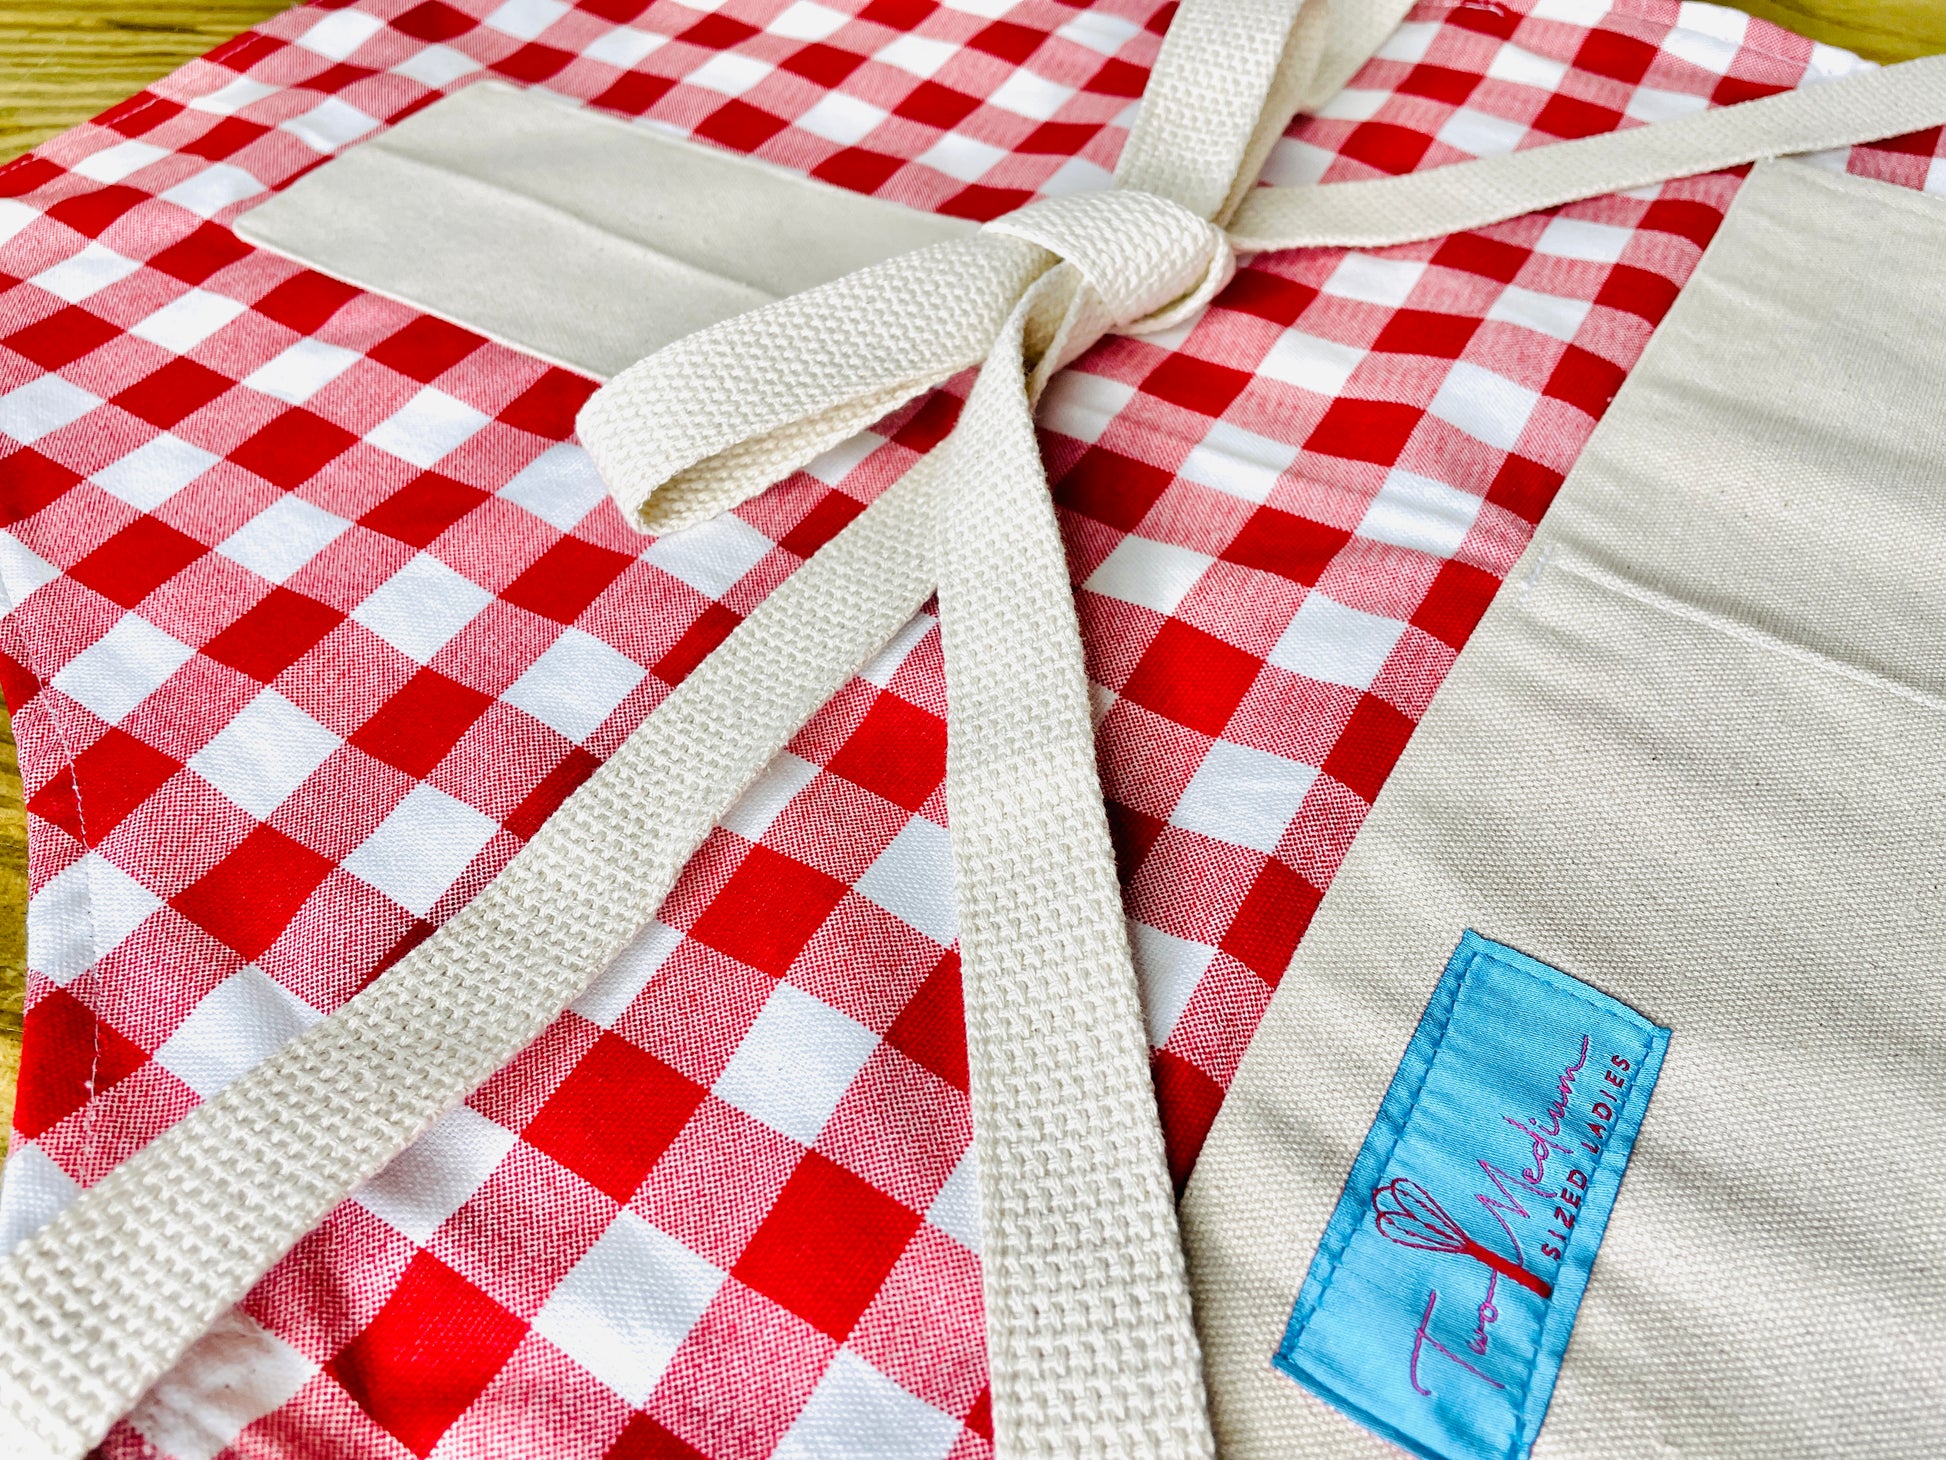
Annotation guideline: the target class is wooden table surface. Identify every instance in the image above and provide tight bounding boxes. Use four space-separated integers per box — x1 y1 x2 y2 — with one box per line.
1 1 1942 1145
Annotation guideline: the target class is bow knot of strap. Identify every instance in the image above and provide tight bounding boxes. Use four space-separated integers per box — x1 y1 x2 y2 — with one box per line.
984 188 1237 336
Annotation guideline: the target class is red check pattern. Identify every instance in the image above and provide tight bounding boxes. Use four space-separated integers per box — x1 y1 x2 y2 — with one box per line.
0 1 1939 1456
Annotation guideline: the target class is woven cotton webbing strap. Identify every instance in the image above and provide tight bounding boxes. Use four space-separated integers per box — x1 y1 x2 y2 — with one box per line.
10 2 1946 1454
1229 47 1946 249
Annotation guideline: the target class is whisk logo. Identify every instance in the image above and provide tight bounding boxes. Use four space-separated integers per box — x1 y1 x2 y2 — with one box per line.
1371 1175 1553 1398
1372 1177 1553 1298
1274 932 1670 1460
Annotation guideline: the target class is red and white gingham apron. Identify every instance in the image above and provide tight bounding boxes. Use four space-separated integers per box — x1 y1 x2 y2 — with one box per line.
1 2 1941 1456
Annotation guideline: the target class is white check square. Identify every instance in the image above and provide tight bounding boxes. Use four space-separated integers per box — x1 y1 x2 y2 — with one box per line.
131 289 250 353
485 0 568 41
688 53 774 97
583 26 665 67
858 612 934 689
1437 107 1528 159
1322 255 1427 308
243 339 361 406
1535 216 1633 264
572 919 682 1028
1178 421 1301 504
533 1211 725 1406
1317 88 1389 122
774 1352 959 1460
393 45 485 88
1128 920 1218 1046
1486 43 1568 91
281 98 381 154
32 243 141 304
499 444 610 531
878 34 956 77
1170 739 1318 856
28 852 162 986
1260 137 1334 187
990 70 1074 120
154 967 322 1097
1487 285 1592 343
1056 11 1139 54
94 435 219 512
718 751 819 843
216 496 351 584
72 141 168 184
769 1 848 40
190 687 340 818
501 627 645 743
1625 88 1710 124
0 1144 82 1256
351 551 492 663
1357 470 1484 559
713 982 878 1145
188 77 278 116
128 1311 317 1460
796 92 889 146
916 134 1007 183
367 387 490 468
1429 362 1539 452
1037 371 1135 443
1040 155 1115 195
160 165 264 218
1258 330 1366 399
0 377 102 444
1269 593 1407 691
855 815 955 946
0 537 60 602
926 1146 981 1253
344 783 500 918
1083 535 1214 615
54 616 193 724
297 8 383 59
354 1105 517 1244
644 513 772 599
0 199 37 248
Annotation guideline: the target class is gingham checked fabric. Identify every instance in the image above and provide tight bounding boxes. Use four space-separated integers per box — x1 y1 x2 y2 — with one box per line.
1 1 1942 1457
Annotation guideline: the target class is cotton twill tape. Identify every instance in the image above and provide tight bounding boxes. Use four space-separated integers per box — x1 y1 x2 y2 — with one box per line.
12 6 1946 1459
581 2 1336 1451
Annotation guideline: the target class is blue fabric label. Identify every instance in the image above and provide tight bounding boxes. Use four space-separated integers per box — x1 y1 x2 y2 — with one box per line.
1274 931 1669 1460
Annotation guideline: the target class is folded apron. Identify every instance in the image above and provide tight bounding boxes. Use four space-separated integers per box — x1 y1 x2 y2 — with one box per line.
0 1 1942 1457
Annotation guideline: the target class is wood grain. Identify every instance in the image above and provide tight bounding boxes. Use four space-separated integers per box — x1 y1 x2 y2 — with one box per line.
1732 0 1946 61
0 3 291 166
1 2 1944 1144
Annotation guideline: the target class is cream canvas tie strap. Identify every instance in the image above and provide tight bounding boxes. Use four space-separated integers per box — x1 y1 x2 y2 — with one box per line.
9 3 1946 1456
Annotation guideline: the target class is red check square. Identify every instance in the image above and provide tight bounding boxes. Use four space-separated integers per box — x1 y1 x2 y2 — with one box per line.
328 1253 528 1459
523 1032 707 1203
732 1151 922 1341
687 846 849 979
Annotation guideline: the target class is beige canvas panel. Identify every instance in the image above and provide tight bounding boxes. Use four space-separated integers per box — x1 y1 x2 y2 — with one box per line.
1182 157 1946 1459
234 81 972 378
